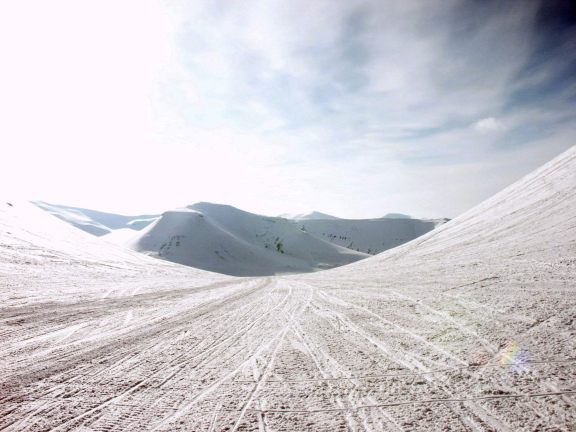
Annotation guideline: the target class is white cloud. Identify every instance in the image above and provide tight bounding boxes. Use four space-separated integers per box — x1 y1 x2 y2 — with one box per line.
473 117 505 133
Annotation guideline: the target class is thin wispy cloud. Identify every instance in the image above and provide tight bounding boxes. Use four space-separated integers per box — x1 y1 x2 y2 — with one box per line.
1 0 574 217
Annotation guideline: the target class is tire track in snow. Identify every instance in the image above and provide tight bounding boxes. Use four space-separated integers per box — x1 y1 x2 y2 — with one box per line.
147 283 297 431
248 390 576 414
312 287 513 431
1 279 273 432
230 282 314 432
291 317 401 432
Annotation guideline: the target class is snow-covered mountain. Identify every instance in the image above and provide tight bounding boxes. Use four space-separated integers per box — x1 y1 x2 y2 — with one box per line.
295 216 446 254
0 200 214 279
33 201 159 236
280 211 340 220
322 144 576 280
381 212 412 219
278 210 446 255
34 201 446 274
127 202 368 276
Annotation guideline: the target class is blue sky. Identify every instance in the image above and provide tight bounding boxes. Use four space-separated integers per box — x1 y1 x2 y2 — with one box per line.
1 0 575 218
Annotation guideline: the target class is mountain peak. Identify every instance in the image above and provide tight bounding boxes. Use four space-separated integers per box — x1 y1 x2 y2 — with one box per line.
282 211 340 220
382 213 412 219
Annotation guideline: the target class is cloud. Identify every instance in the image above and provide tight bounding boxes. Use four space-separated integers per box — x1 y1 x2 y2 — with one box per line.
161 0 572 151
473 117 505 134
1 0 575 217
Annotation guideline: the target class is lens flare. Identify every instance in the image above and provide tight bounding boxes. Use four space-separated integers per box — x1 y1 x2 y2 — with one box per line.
499 341 528 373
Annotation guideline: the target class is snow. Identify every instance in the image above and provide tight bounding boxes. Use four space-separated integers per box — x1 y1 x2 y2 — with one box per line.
32 201 113 236
126 203 368 276
37 203 443 273
382 212 412 219
1 146 575 431
295 216 445 255
33 201 159 236
281 210 341 220
102 227 144 245
0 200 223 306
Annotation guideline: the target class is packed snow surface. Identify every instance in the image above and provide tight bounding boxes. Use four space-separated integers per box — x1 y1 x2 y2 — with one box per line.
1 146 576 431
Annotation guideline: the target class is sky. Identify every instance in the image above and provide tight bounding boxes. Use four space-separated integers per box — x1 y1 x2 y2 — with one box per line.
1 0 575 218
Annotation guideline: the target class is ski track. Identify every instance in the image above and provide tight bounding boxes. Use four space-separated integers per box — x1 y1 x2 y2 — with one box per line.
1 267 575 431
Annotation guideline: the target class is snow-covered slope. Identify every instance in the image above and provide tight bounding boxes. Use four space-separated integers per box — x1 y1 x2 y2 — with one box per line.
33 201 159 236
296 217 446 254
2 201 147 266
329 145 576 278
0 200 222 304
128 203 368 276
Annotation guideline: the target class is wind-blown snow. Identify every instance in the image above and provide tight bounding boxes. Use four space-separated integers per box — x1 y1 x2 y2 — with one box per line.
1 146 575 431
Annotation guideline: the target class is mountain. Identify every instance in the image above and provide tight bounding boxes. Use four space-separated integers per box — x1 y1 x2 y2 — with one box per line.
35 200 447 272
278 210 446 255
126 202 368 276
382 212 412 219
296 216 446 254
0 200 214 279
338 145 576 278
32 201 159 236
282 211 341 220
32 201 447 273
2 147 575 431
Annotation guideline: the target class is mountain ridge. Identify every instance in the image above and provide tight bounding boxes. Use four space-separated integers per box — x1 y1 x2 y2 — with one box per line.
128 204 368 276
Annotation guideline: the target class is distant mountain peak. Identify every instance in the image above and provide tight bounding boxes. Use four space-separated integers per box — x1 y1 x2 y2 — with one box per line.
382 213 412 219
282 211 340 220
32 201 160 236
188 201 232 209
187 202 250 215
129 204 366 276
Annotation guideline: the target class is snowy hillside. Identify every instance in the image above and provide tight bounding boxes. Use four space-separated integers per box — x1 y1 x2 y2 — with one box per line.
334 145 576 277
0 200 223 304
32 201 446 274
296 216 446 254
33 201 159 236
36 201 445 265
128 203 368 276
